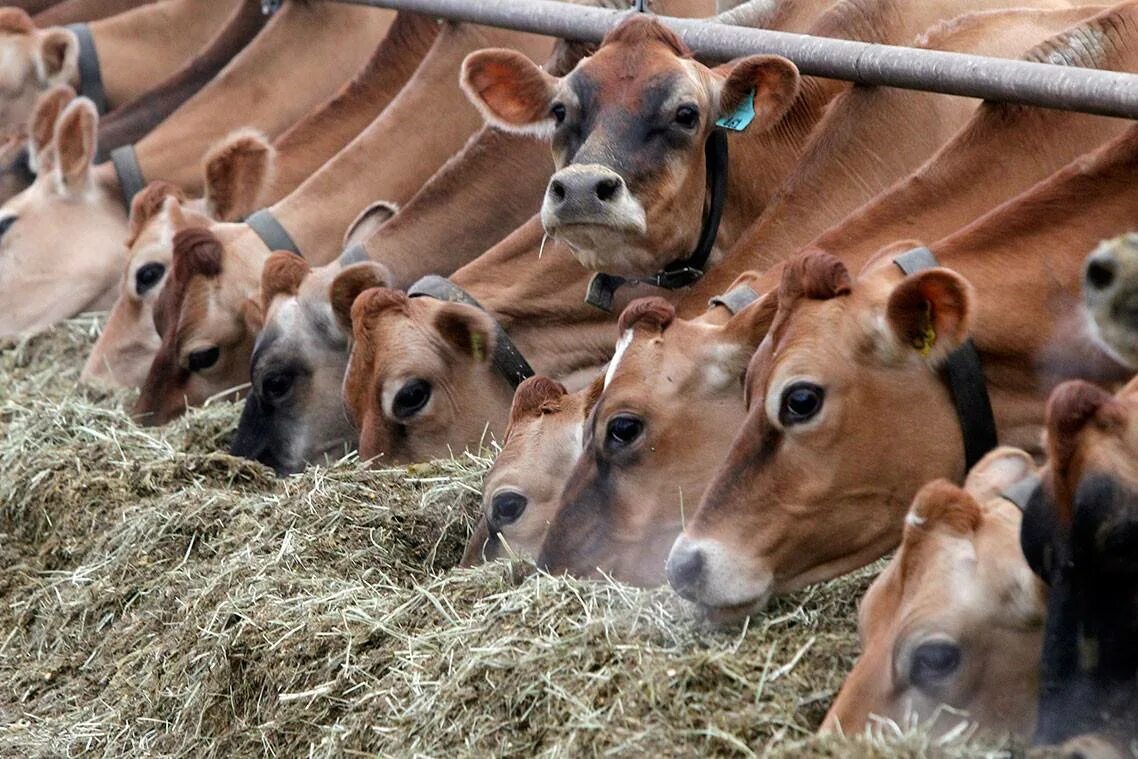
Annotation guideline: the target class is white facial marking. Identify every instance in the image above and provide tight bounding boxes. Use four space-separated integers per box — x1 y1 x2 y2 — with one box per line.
604 328 634 390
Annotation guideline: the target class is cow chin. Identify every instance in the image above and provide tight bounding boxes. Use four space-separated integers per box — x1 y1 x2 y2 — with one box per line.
666 534 775 624
541 217 661 278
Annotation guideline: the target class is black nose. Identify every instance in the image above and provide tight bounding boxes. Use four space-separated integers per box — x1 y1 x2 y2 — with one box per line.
666 544 704 597
490 490 528 526
546 172 625 209
1086 256 1117 291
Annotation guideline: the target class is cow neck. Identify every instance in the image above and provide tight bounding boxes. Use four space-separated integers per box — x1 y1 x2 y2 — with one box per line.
585 128 728 311
893 247 997 472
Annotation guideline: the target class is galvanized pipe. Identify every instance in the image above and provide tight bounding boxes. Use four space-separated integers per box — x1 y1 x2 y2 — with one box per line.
334 0 1138 119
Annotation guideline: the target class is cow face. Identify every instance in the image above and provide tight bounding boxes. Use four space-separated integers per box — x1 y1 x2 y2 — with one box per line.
132 226 265 426
334 286 516 466
229 258 390 475
824 448 1045 738
82 132 274 390
462 15 798 276
537 292 774 587
463 375 597 566
1084 233 1138 370
666 249 976 622
1021 377 1138 747
0 10 78 136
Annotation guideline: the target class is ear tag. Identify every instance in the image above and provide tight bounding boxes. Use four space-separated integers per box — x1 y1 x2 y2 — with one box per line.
913 301 937 357
716 89 756 132
471 332 485 362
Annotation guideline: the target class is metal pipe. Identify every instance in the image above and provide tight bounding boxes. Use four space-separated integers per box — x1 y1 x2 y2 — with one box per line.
334 0 1138 119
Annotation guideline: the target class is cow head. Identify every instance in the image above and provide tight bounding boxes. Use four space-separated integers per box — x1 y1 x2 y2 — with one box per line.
1021 377 1138 747
666 248 977 622
538 290 774 587
824 447 1045 738
229 255 392 475
0 10 78 137
132 226 268 426
1083 233 1138 370
462 15 798 275
81 131 275 390
463 374 601 566
0 95 128 337
334 285 516 465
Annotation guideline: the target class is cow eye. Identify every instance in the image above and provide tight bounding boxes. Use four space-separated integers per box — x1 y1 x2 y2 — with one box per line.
490 490 527 526
605 414 644 451
675 105 699 129
779 382 824 425
262 370 294 402
187 346 220 373
0 215 16 240
910 640 962 688
392 378 431 420
550 102 567 125
134 262 166 296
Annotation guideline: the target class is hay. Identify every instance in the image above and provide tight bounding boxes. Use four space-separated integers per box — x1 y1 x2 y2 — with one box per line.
0 317 1014 757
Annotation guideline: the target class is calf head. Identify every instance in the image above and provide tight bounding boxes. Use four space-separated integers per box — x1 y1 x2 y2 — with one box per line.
1022 377 1138 747
335 285 516 465
1084 233 1138 370
462 14 798 275
82 131 274 390
463 374 601 566
0 10 78 136
667 249 977 622
538 291 774 587
230 255 391 475
825 448 1045 738
0 95 127 337
132 226 266 426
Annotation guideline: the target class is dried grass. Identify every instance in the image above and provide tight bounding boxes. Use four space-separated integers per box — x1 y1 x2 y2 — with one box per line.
0 317 1014 757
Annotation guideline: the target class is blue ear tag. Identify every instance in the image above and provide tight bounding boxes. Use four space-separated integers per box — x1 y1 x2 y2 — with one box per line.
716 89 756 132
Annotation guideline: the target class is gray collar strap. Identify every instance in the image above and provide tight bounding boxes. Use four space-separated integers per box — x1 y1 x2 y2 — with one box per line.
708 283 760 315
109 143 145 207
407 274 535 389
246 208 301 256
338 243 368 266
1001 473 1042 512
65 24 108 115
894 246 998 472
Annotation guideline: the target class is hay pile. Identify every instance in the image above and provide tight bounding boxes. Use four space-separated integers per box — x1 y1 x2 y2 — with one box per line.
0 317 1011 757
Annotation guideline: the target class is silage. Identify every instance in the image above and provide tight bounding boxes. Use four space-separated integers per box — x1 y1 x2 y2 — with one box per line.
0 317 1012 757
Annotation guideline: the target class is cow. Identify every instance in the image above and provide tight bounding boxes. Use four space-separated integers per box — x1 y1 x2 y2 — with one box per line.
462 374 602 566
1020 377 1138 749
823 447 1045 738
1083 233 1138 370
665 123 1138 624
80 129 274 389
35 0 157 26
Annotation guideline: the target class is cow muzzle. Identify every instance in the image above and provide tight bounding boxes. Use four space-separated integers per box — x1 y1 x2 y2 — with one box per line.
666 534 774 622
541 164 646 239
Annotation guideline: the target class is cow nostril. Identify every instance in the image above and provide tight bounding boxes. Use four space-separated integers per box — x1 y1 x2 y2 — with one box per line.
1086 258 1117 291
595 177 621 202
549 180 566 203
491 491 528 526
667 546 704 592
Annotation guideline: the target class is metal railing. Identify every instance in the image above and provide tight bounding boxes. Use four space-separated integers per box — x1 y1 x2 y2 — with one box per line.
333 0 1138 119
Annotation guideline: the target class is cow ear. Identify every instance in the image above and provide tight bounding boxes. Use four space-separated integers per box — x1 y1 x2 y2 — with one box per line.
885 268 973 366
126 181 185 248
434 303 496 363
907 479 983 538
510 375 568 427
715 54 799 132
964 446 1037 505
342 199 399 249
202 129 274 221
52 97 96 192
461 48 558 136
330 262 392 336
259 251 310 316
0 8 33 34
618 297 675 333
242 295 263 334
35 28 77 84
27 83 73 173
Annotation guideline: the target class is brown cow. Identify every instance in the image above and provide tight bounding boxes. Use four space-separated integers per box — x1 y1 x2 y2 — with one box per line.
1083 233 1138 370
462 375 602 566
824 447 1045 737
35 0 156 26
666 124 1138 623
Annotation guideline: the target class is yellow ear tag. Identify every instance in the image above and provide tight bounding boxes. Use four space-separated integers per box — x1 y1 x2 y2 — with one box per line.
913 301 936 357
471 332 485 362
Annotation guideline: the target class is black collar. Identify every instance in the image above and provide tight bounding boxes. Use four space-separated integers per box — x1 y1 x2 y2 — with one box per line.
407 275 535 389
893 247 999 472
585 128 729 311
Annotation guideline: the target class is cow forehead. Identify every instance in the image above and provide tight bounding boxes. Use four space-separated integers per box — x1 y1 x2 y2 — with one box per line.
569 50 706 114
